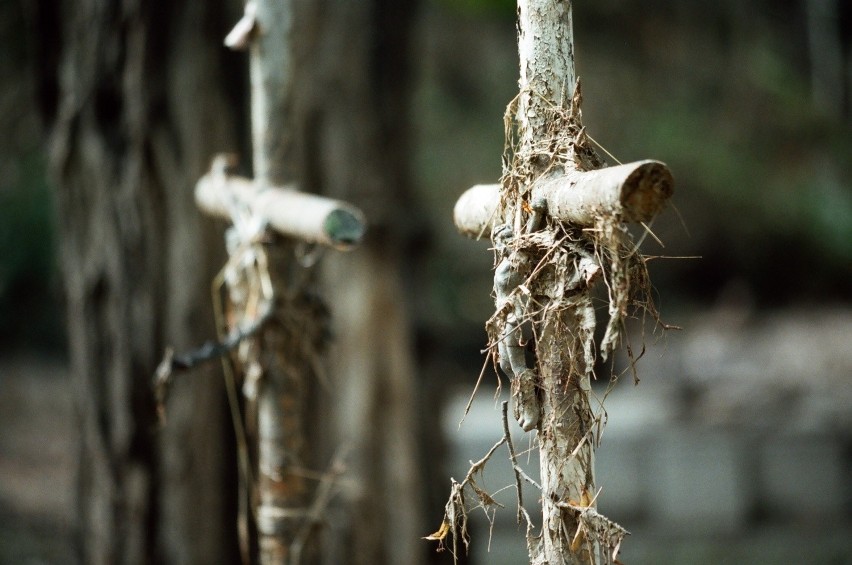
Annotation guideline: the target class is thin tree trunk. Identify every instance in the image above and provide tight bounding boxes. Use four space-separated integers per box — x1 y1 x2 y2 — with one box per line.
211 1 420 562
244 1 321 562
43 0 243 562
516 1 594 563
515 0 595 564
448 2 668 563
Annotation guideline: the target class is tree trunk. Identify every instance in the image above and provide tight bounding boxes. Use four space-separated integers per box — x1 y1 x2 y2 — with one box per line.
286 1 425 563
42 0 244 562
513 3 596 561
516 1 594 563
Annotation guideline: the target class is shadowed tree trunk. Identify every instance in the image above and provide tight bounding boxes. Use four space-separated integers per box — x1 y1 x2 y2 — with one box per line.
284 1 426 563
39 0 245 562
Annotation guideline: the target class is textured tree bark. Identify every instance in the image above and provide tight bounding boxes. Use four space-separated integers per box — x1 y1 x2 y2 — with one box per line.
43 0 244 562
518 1 593 563
450 3 669 561
535 316 596 565
518 0 575 157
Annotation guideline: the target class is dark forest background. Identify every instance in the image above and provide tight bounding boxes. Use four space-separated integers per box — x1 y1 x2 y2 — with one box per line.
1 0 850 563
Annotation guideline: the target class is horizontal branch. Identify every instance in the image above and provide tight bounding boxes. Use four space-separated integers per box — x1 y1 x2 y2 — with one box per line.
196 172 366 249
454 160 673 238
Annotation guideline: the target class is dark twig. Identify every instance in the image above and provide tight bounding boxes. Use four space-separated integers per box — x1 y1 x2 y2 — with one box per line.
153 302 274 422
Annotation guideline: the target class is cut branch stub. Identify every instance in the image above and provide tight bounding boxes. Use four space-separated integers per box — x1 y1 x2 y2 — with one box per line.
538 159 673 225
196 172 366 250
452 184 500 240
453 159 673 238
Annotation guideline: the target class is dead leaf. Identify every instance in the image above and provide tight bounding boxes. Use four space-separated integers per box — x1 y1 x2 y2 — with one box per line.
423 520 451 541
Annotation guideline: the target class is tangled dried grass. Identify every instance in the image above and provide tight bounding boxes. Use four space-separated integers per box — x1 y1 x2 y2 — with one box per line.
491 81 661 386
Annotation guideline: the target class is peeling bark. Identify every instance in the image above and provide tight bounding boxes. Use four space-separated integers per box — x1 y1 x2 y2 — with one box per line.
515 3 597 560
518 0 575 155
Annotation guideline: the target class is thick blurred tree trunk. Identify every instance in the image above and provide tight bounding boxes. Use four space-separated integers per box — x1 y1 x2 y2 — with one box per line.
39 0 244 562
286 1 426 563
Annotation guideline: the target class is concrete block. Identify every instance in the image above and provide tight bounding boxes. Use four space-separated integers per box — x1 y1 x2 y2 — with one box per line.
759 434 846 520
596 435 647 521
645 427 748 534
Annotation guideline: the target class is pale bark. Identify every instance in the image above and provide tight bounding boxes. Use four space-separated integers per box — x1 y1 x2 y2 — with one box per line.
250 0 292 186
534 314 596 565
453 184 500 240
454 160 673 237
195 170 366 249
518 0 575 155
517 3 595 562
214 1 423 563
